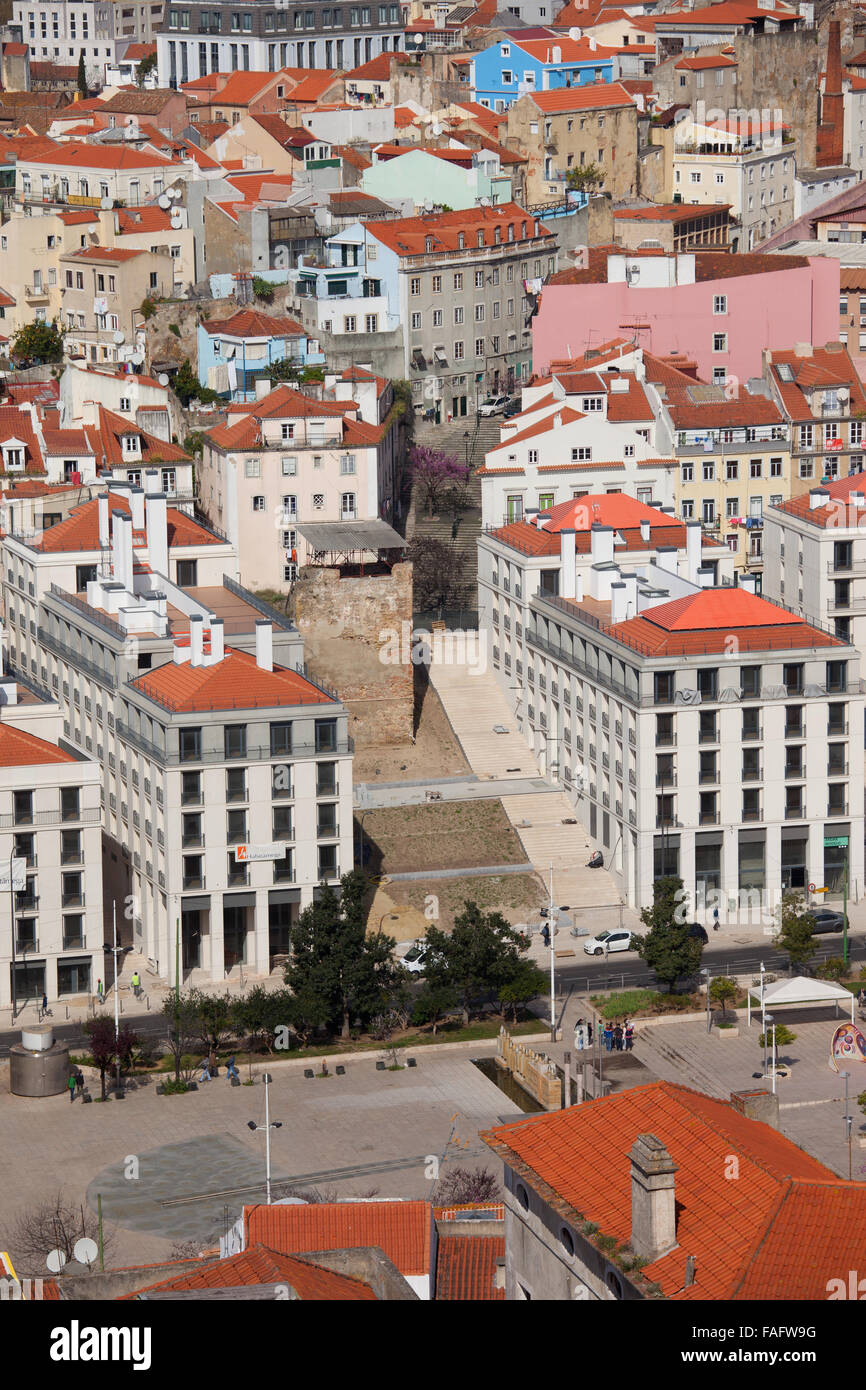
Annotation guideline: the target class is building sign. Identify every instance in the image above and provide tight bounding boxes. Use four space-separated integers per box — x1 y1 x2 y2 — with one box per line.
825 438 843 451
234 844 283 862
0 858 26 892
824 836 849 849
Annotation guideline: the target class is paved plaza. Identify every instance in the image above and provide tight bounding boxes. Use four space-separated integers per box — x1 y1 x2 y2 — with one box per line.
0 1043 523 1270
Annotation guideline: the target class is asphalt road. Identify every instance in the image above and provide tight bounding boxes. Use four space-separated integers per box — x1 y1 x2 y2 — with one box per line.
1 933 859 1057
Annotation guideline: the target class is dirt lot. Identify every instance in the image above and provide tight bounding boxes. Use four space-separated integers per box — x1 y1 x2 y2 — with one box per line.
358 799 527 876
388 872 546 933
351 670 470 782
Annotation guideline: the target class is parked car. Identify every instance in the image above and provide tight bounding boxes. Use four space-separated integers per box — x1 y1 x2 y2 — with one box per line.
583 929 633 957
806 908 846 934
478 394 510 417
503 397 523 418
400 941 429 975
687 922 708 944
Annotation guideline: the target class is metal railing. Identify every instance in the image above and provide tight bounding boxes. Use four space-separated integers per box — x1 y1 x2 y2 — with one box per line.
0 808 100 829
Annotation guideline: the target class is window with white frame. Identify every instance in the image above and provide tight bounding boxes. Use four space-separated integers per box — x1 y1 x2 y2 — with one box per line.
244 458 261 477
340 454 356 474
712 332 727 352
713 295 727 314
571 447 591 461
252 495 266 511
681 462 694 482
281 456 297 475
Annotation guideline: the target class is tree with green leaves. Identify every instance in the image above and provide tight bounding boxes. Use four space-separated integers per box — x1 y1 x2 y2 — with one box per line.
422 901 532 1025
817 956 848 983
285 870 405 1039
11 320 63 366
187 988 234 1054
566 161 604 194
171 358 218 407
759 1023 797 1050
77 49 87 99
709 976 738 1017
231 985 295 1053
136 51 158 87
632 876 703 992
267 356 304 385
774 892 817 972
410 980 458 1035
161 990 201 1084
495 958 547 1021
83 1016 139 1100
252 275 274 303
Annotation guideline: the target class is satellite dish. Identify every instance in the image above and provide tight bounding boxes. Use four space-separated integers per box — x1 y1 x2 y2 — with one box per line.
569 25 582 39
73 1238 98 1267
113 330 125 344
170 211 183 228
479 195 491 206
169 187 182 200
431 121 443 135
100 196 113 210
423 198 433 212
46 1249 67 1275
158 373 169 386
131 350 144 365
158 193 171 209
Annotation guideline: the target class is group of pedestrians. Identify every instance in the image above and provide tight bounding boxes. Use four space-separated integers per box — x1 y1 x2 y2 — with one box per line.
66 1069 85 1102
199 1052 240 1083
573 1016 635 1052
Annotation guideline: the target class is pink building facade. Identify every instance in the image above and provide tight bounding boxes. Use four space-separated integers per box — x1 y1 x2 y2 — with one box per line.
532 254 841 386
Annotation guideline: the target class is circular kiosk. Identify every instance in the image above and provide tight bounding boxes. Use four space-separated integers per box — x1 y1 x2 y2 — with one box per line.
9 1024 70 1097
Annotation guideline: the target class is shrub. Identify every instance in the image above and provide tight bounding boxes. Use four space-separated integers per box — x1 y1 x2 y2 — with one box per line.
140 297 157 321
252 275 274 303
759 1024 797 1048
160 1078 190 1094
169 323 181 338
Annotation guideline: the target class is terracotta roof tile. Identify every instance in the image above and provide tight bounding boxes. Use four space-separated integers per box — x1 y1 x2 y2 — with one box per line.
132 646 335 713
124 1244 376 1299
244 1200 433 1276
435 1235 505 1300
368 202 551 258
35 493 221 554
0 724 76 767
528 82 636 113
200 308 306 339
482 1081 847 1301
605 588 841 655
549 245 808 287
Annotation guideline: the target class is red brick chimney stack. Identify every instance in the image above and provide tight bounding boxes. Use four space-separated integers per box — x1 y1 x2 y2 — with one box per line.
817 19 844 168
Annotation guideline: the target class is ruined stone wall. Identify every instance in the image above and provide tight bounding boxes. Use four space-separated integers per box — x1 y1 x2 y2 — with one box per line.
289 562 414 746
730 30 822 169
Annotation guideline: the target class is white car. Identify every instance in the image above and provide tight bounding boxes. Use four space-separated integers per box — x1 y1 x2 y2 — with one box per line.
583 929 633 957
478 394 510 417
400 942 429 975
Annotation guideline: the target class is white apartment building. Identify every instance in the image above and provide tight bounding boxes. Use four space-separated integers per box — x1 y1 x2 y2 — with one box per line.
2 475 353 985
478 364 676 528
0 660 103 1011
199 376 401 590
763 475 866 651
60 361 183 449
480 521 862 911
672 114 795 252
14 0 165 83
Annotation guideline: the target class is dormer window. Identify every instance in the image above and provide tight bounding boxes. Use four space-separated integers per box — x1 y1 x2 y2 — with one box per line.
458 232 465 249
477 231 484 248
425 235 434 252
3 445 23 470
121 433 141 457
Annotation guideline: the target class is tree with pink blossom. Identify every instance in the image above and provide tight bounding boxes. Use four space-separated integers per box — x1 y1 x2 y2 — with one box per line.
409 444 471 516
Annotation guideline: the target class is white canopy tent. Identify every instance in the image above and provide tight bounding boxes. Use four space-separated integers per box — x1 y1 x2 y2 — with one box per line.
746 974 855 1026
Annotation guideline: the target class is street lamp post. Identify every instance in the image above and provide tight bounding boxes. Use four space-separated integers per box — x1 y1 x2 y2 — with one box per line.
765 1014 776 1095
103 901 123 1094
701 967 711 1034
548 864 556 1043
247 1073 282 1206
840 1069 853 1181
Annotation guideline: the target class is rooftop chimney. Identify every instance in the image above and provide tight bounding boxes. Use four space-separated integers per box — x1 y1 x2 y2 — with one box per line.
111 510 133 591
210 616 225 663
696 565 714 588
629 1133 678 1264
610 580 627 623
575 571 584 602
809 487 829 510
256 619 273 672
98 493 110 549
739 572 757 595
639 518 651 544
146 493 168 578
559 528 576 599
655 546 678 575
129 486 145 532
685 519 702 585
590 523 614 565
144 468 161 495
817 20 843 168
189 614 204 667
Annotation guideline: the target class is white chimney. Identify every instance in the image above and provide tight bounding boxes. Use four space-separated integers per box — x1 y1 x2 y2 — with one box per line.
256 619 273 672
130 486 145 531
739 572 757 595
590 524 614 565
850 491 865 509
146 494 169 577
630 1133 678 1264
255 376 272 400
144 468 161 495
111 510 132 590
610 581 627 622
575 571 584 602
559 528 576 599
640 518 651 543
655 546 677 574
210 616 225 663
189 613 204 667
809 488 829 510
696 566 714 588
685 520 701 584
622 572 638 616
98 493 110 549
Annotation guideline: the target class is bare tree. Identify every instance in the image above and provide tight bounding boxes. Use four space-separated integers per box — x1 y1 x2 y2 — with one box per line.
4 1190 115 1277
434 1166 502 1206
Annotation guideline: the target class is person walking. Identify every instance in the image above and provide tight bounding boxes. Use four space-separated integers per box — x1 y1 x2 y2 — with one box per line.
603 1021 614 1052
226 1054 240 1082
67 1072 76 1104
131 971 141 999
613 1022 624 1052
96 978 104 1006
75 1069 84 1096
586 1020 593 1047
713 908 720 932
541 923 550 949
199 1056 211 1083
573 1017 586 1051
624 1019 635 1052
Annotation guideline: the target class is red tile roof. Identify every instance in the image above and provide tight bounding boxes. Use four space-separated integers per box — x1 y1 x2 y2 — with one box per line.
285 71 342 104
132 647 335 713
549 245 809 286
41 428 92 455
675 53 737 69
773 468 866 528
244 1201 433 1276
0 724 76 767
200 308 306 339
527 82 636 114
511 35 618 62
665 387 784 429
91 405 190 468
605 588 841 655
367 202 551 257
487 405 585 453
767 344 866 420
65 245 143 263
207 71 283 105
122 42 157 61
653 1 798 24
614 202 731 223
116 206 173 235
207 385 357 450
34 493 221 554
20 139 177 169
0 406 45 472
125 1245 377 1299
483 1081 852 1301
435 1236 505 1300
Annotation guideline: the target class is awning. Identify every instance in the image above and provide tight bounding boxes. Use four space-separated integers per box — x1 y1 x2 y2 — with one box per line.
297 519 406 555
269 888 301 905
746 974 855 1024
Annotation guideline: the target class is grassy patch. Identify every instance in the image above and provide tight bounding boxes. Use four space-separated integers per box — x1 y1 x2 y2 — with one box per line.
359 800 528 876
589 989 699 1020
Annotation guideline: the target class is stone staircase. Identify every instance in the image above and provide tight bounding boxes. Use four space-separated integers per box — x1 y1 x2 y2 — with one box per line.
406 415 502 591
633 1025 728 1100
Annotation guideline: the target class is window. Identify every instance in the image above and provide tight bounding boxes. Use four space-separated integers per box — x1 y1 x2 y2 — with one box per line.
344 315 357 333
749 459 762 479
315 718 338 753
179 728 202 763
244 458 261 478
410 276 421 296
475 338 485 357
571 447 592 461
282 456 297 476
226 768 246 803
60 787 80 821
681 462 694 482
252 496 266 512
224 725 247 760
410 312 421 330
703 461 715 482
270 721 292 757
712 333 727 353
453 272 463 291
